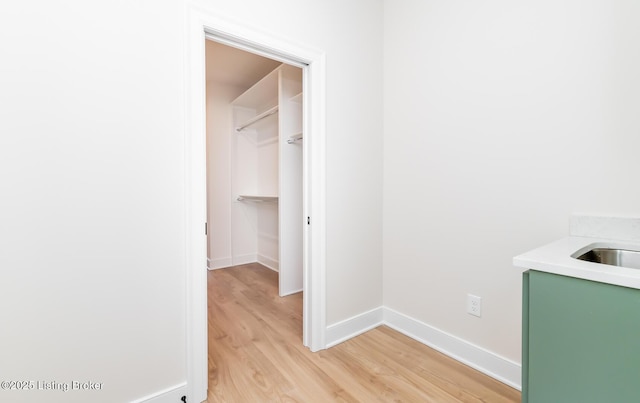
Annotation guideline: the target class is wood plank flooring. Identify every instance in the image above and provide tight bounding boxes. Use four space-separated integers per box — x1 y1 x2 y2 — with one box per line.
207 263 521 402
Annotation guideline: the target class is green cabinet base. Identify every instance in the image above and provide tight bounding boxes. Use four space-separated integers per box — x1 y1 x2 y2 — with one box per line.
523 270 640 402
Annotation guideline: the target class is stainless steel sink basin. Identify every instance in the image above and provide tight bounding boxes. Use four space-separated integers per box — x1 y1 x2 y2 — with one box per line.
575 248 640 270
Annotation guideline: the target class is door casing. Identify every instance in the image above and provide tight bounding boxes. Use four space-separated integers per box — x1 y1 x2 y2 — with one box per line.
184 6 327 402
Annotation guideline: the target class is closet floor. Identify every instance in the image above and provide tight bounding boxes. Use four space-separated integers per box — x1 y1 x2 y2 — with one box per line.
207 263 520 402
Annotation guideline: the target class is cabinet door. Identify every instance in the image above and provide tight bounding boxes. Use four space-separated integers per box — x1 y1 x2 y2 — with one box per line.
525 270 640 402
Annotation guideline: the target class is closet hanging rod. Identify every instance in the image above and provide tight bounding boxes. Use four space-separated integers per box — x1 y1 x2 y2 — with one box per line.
237 195 278 203
236 105 279 132
287 133 303 144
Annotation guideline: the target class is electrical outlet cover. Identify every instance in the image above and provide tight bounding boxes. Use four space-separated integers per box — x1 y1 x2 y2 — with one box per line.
467 294 482 317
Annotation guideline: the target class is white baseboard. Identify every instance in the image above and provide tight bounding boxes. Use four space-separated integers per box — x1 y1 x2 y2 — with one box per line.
208 266 229 271
323 306 521 390
383 307 521 390
208 257 232 270
232 253 257 266
279 288 303 297
130 382 187 403
211 254 279 271
257 254 279 272
326 307 384 348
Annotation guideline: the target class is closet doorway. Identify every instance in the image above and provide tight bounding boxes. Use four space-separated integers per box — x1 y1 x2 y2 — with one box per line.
205 39 305 302
186 15 327 399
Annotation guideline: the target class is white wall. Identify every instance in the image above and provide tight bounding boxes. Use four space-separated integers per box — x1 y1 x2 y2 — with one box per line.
0 1 185 402
0 0 384 401
206 81 244 269
383 0 640 365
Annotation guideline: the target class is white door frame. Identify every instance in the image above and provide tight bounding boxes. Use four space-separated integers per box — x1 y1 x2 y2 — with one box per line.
184 6 327 402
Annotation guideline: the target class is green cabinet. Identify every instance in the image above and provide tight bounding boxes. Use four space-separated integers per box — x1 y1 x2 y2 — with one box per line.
522 270 640 403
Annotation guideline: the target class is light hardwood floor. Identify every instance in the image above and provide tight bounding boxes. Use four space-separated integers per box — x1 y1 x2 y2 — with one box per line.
207 263 521 402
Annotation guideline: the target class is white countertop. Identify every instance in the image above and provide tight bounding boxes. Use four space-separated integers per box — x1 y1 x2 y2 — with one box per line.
513 236 640 290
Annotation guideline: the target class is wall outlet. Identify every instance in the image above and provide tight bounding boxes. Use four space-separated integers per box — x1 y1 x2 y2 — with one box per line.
467 294 482 317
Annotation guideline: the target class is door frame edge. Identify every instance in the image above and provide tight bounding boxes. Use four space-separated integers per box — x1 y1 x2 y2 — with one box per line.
184 5 327 401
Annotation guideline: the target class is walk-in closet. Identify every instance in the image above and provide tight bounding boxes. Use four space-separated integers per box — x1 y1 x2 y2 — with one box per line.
205 40 304 297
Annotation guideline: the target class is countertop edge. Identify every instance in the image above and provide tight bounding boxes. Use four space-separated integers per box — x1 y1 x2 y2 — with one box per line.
513 236 640 290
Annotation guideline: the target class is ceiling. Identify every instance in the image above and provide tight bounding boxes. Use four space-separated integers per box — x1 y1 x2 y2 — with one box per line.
205 40 282 89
